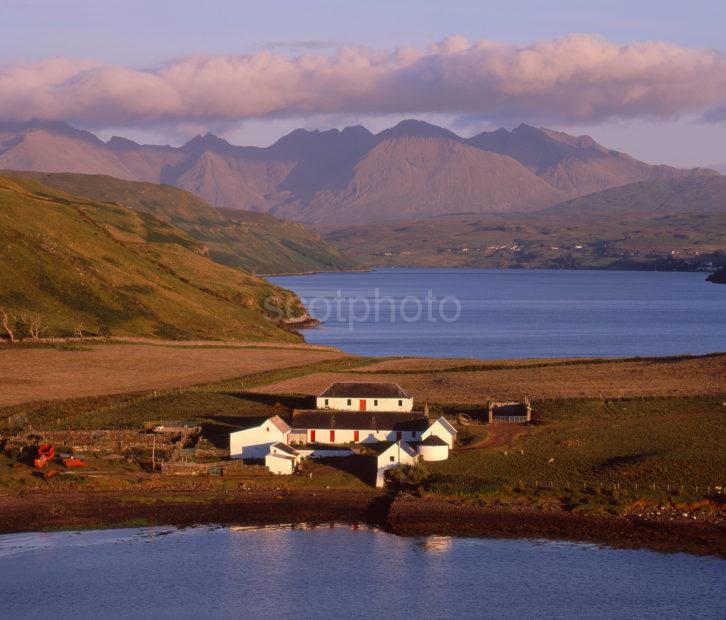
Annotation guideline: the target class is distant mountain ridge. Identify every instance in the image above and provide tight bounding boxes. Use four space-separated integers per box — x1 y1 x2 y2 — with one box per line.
0 119 717 225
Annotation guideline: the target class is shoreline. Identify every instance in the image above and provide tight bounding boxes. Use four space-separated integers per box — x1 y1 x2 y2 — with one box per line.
1 490 723 558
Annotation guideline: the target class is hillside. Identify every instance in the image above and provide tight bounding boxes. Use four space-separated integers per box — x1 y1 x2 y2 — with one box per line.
0 120 714 225
0 176 307 341
323 176 726 270
1 171 356 274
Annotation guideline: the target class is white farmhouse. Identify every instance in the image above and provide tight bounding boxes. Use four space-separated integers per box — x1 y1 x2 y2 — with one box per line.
290 411 429 445
316 382 413 412
229 415 290 460
265 442 300 475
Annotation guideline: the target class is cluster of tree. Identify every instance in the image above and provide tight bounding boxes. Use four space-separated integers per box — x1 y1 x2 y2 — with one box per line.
0 307 91 342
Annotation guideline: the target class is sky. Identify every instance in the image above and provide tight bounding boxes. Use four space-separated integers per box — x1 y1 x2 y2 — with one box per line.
1 0 724 166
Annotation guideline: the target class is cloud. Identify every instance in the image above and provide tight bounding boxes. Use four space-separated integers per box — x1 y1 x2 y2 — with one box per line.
1 34 725 129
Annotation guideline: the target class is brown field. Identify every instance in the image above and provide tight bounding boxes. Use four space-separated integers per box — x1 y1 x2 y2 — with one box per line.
349 357 604 372
0 343 348 407
252 354 726 403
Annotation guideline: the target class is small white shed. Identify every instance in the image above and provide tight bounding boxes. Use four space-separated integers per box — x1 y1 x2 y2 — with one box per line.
421 416 457 449
265 442 300 475
374 441 418 488
418 435 449 461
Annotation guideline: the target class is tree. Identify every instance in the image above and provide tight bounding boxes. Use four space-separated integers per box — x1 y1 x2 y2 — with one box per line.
0 307 15 342
26 314 46 340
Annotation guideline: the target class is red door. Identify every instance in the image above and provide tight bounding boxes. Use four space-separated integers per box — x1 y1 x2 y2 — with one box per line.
359 399 366 411
310 430 316 442
330 430 336 442
354 430 360 442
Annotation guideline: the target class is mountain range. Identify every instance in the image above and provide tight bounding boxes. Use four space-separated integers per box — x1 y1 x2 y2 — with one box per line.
0 120 717 225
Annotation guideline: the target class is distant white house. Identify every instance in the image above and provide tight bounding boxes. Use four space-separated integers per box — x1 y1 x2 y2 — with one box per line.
265 442 300 475
229 415 290 460
372 441 419 487
316 382 413 412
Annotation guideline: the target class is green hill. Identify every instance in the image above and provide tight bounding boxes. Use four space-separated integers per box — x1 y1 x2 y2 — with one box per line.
0 175 307 341
1 171 357 275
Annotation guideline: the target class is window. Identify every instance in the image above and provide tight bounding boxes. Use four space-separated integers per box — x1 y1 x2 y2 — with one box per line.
266 427 269 432
347 399 351 406
374 399 378 406
396 431 402 441
389 456 395 462
398 400 403 406
324 399 329 406
412 431 417 438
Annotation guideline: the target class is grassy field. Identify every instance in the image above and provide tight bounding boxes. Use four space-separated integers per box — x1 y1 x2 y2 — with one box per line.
1 345 723 509
426 396 724 496
0 342 350 408
251 353 726 402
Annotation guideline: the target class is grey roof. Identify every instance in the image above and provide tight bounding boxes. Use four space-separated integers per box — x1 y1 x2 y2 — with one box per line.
268 415 291 433
420 435 449 446
271 441 299 456
318 382 411 399
292 410 428 432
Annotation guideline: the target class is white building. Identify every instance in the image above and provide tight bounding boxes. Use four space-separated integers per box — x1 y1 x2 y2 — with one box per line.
290 411 429 445
265 442 300 475
229 415 290 460
421 417 457 449
373 441 419 487
316 382 413 412
418 435 450 461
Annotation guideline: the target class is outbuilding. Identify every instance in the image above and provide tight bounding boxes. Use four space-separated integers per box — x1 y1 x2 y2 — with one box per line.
316 382 413 412
371 441 419 487
229 415 291 460
265 442 300 475
421 416 457 449
418 435 449 461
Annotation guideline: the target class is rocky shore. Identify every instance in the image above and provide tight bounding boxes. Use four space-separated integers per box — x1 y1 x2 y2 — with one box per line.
1 489 723 557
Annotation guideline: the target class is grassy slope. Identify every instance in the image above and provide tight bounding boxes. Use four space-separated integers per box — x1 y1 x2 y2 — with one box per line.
2 171 357 275
0 176 303 340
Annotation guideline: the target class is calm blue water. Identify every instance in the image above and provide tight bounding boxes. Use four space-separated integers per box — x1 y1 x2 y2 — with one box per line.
271 269 726 358
0 526 723 619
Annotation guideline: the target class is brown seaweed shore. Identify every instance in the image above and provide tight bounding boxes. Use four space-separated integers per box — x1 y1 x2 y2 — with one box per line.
1 489 723 557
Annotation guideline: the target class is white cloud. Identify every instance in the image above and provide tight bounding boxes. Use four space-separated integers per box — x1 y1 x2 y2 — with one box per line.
1 34 725 129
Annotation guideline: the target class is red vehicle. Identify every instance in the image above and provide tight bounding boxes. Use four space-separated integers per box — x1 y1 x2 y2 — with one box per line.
63 456 86 468
34 444 55 469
